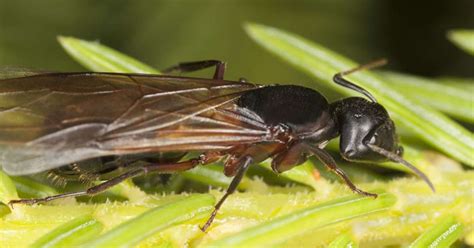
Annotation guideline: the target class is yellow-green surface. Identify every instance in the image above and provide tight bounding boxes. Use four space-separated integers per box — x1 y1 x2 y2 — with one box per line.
0 162 472 247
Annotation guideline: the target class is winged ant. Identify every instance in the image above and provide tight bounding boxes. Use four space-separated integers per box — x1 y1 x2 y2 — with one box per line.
0 59 434 231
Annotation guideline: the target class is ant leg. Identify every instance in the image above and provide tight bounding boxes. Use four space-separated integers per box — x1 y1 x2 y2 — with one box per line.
200 156 252 232
9 169 144 206
9 157 207 206
305 145 377 198
271 141 308 173
333 59 387 103
162 60 226 80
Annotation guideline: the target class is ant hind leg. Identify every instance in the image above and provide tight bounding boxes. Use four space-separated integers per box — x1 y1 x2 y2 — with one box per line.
8 157 206 206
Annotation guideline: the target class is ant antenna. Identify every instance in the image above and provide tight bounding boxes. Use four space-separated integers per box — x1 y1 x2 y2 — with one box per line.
367 143 435 193
333 59 387 103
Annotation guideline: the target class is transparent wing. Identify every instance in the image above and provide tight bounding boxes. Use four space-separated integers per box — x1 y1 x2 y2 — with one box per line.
0 72 268 175
0 67 54 79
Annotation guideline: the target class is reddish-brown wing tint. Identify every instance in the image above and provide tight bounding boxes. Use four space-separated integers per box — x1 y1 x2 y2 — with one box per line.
0 72 268 175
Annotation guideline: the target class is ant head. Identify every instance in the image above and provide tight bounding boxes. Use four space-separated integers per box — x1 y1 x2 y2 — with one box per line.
329 60 434 192
334 97 401 162
331 97 434 192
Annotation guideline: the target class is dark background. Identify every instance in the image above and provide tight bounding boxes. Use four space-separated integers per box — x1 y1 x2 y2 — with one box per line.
0 0 473 85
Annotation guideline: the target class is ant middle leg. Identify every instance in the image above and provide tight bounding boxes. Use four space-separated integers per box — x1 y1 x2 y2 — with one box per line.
200 155 253 232
162 60 226 80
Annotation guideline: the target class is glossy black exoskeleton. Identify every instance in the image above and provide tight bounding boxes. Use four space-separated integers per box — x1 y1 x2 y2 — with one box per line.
0 59 434 231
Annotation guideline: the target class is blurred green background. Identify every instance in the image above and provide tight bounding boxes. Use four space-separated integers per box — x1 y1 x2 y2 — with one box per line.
1 0 473 85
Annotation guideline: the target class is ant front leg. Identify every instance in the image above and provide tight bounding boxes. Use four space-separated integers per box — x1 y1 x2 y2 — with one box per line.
162 60 226 80
305 144 377 198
